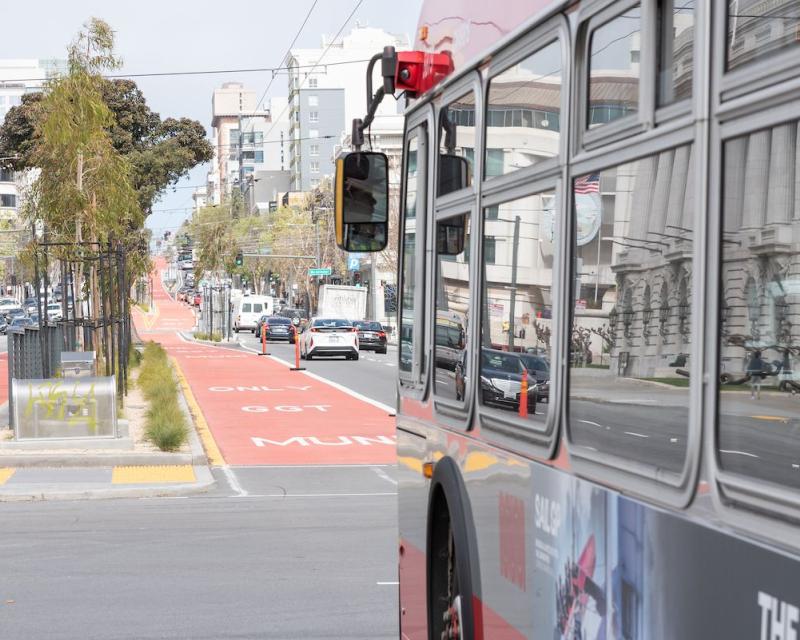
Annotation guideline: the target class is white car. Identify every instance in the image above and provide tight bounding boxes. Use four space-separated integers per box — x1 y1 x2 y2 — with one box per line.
299 318 359 361
46 303 63 321
0 298 18 313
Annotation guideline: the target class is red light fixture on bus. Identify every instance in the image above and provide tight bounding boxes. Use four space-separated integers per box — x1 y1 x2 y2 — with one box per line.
395 51 454 98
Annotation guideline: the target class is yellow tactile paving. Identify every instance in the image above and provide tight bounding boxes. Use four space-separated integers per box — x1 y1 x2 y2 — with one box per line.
0 468 15 485
171 357 225 467
112 465 196 484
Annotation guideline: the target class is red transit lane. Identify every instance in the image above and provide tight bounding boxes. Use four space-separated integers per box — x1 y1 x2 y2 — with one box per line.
0 354 8 406
132 260 395 466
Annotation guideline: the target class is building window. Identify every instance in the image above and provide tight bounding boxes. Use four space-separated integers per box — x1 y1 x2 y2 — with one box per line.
308 77 318 88
310 161 319 174
483 236 496 264
242 166 254 175
254 151 264 163
438 91 476 196
570 145 694 474
310 178 320 188
309 129 319 138
309 111 319 123
0 194 17 208
254 132 264 144
480 193 555 427
0 168 14 182
434 211 471 402
718 119 800 488
310 144 319 157
588 6 641 129
230 129 240 145
308 96 318 107
658 0 695 106
485 39 561 178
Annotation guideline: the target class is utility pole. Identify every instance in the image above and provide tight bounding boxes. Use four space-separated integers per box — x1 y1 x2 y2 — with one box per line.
507 216 520 351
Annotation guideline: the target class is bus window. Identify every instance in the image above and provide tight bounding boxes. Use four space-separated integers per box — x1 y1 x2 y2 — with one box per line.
479 192 556 426
568 145 694 473
718 119 800 488
657 0 695 106
588 6 641 129
485 40 561 177
434 213 471 402
438 91 475 196
727 0 800 71
400 132 424 378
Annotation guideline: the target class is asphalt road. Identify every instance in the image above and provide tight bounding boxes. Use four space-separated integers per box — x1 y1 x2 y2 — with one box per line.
236 330 398 410
0 466 398 640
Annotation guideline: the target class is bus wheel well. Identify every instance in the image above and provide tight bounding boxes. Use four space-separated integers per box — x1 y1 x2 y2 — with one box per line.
426 456 481 640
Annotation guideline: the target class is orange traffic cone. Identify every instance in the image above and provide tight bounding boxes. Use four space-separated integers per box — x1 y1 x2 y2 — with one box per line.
519 368 528 418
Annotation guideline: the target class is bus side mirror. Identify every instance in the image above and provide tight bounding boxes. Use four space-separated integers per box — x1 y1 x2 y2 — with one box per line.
335 151 389 252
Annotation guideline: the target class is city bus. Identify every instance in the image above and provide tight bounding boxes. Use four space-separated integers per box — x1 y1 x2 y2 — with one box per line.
336 1 800 638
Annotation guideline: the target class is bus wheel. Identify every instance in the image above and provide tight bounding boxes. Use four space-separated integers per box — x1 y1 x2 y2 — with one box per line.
429 494 472 640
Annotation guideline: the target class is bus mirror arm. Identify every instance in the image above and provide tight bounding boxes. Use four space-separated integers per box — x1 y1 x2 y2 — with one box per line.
353 47 398 151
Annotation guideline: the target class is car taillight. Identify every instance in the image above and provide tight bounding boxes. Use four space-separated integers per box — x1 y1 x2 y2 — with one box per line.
378 331 386 338
310 327 319 332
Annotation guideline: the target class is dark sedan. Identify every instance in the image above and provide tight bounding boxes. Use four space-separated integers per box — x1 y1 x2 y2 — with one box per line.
254 315 296 343
471 348 537 414
518 353 550 402
353 321 387 353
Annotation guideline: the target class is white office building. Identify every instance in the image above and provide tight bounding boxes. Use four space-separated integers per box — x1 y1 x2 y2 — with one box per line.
285 25 410 192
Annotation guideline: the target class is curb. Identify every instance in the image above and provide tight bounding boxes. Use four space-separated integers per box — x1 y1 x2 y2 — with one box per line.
0 465 215 502
0 451 198 467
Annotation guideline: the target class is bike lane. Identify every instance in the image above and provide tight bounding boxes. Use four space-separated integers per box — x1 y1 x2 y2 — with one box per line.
132 262 396 466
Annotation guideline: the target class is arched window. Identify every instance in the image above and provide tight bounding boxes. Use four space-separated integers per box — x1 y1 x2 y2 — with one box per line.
642 285 652 342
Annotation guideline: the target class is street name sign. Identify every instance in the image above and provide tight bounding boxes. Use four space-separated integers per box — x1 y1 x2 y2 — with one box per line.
308 267 332 277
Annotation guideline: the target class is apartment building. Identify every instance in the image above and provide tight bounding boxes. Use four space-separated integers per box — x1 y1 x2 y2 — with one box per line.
285 25 410 192
207 84 289 205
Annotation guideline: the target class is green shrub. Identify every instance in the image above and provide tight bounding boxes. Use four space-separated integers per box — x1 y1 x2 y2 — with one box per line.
193 331 222 342
145 402 188 452
137 341 188 451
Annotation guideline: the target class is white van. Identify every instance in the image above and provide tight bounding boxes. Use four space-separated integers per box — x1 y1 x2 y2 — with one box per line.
234 295 273 333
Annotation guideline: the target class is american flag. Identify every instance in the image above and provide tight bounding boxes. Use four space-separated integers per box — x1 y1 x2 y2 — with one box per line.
574 173 600 195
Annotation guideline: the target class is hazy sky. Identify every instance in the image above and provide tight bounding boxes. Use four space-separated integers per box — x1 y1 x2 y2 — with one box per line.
1 0 423 236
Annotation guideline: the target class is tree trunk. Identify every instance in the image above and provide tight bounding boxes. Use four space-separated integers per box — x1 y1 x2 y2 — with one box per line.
75 151 85 350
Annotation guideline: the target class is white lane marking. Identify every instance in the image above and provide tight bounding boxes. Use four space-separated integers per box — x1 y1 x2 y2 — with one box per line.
578 419 603 428
624 431 649 438
220 465 248 497
377 581 399 586
235 492 397 498
670 437 679 443
720 449 759 458
267 354 396 414
231 463 393 469
793 464 799 469
372 466 398 486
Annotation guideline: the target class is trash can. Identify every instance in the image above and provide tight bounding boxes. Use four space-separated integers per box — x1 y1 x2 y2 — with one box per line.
59 351 96 378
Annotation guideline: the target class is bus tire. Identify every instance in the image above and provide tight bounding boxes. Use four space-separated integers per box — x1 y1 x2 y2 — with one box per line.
426 456 481 640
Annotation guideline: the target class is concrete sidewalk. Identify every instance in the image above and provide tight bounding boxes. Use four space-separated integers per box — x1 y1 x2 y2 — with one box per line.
570 369 800 417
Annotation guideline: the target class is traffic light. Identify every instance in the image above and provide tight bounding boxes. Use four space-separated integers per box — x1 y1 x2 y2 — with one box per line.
235 251 243 267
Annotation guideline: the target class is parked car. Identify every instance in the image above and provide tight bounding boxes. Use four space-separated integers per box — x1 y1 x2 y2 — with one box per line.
0 317 7 334
4 307 26 323
8 316 35 330
46 302 63 322
467 348 537 414
353 320 388 353
277 307 308 327
254 315 296 343
0 298 18 314
299 318 359 361
517 353 550 403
